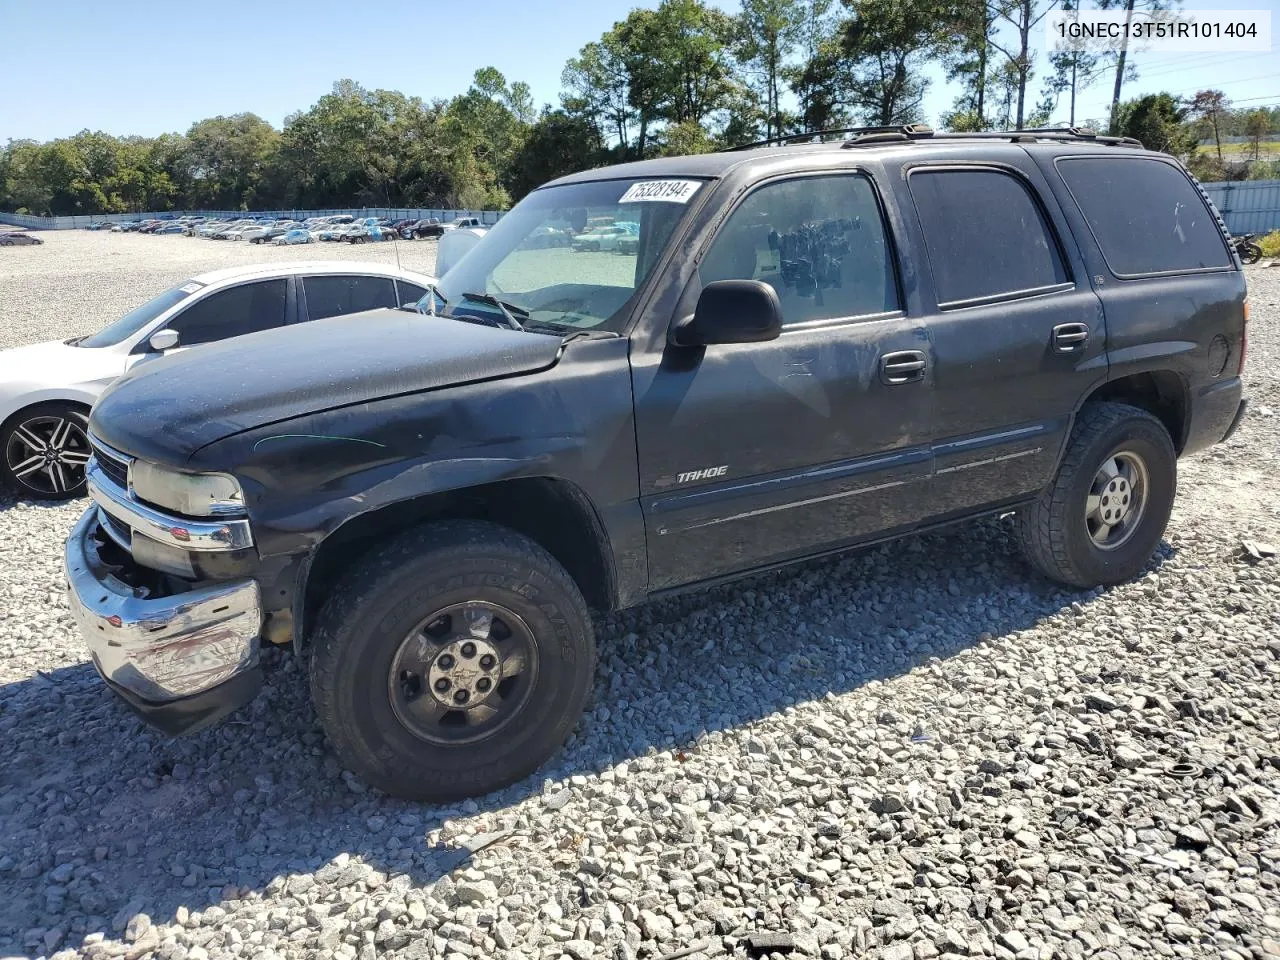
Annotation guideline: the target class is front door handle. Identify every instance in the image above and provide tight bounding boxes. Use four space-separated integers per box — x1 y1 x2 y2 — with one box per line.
1052 322 1090 352
880 350 927 385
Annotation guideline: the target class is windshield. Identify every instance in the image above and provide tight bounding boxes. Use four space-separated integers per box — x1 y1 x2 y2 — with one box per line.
77 282 200 348
435 177 700 333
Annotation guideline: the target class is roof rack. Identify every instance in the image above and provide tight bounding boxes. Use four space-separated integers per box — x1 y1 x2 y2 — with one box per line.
730 124 1143 151
728 124 936 151
908 127 1144 148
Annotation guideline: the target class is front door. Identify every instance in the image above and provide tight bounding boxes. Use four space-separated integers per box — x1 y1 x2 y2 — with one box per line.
631 171 934 591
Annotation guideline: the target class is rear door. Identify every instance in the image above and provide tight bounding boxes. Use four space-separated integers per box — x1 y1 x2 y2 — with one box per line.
299 274 401 322
632 170 935 590
890 155 1108 516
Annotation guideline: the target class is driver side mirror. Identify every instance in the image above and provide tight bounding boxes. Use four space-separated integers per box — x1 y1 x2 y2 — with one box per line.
149 329 180 352
670 280 783 347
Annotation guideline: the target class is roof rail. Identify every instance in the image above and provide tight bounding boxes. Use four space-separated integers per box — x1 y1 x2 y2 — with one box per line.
918 127 1144 148
729 124 935 151
730 124 1144 152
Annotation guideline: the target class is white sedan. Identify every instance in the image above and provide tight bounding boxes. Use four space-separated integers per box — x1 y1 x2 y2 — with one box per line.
0 262 435 500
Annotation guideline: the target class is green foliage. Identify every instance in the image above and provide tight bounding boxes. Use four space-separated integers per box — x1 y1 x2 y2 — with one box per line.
735 0 806 139
1243 109 1271 161
507 110 606 198
1258 231 1280 258
1114 93 1195 156
661 119 718 155
0 69 536 215
1186 152 1229 184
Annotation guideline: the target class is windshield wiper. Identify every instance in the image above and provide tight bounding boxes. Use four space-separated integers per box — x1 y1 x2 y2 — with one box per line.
459 292 527 331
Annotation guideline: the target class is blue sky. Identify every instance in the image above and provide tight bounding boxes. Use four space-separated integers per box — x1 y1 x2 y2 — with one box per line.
1 0 1277 144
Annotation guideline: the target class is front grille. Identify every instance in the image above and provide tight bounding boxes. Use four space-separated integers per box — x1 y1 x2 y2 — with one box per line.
89 436 131 489
98 507 132 550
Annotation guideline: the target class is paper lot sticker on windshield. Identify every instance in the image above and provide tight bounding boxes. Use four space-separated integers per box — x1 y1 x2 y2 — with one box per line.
179 282 204 294
618 180 701 204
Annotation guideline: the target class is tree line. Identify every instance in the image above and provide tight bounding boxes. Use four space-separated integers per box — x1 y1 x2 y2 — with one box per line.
4 0 1279 217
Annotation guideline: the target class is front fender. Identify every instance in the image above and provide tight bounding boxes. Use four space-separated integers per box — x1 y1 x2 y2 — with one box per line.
184 336 642 571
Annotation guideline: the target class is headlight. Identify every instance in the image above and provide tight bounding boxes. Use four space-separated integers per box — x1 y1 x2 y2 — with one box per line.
130 460 245 517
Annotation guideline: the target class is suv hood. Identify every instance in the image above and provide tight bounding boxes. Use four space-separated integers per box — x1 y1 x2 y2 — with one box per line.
89 309 562 463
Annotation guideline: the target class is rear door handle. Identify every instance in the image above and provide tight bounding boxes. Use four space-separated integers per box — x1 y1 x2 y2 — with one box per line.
880 350 927 385
1052 323 1090 352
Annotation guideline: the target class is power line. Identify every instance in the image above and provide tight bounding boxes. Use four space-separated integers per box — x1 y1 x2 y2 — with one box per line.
1135 51 1274 80
1223 93 1280 105
1164 72 1280 96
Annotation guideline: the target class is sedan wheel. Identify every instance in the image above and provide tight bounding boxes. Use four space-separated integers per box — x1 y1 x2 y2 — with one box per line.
1 405 92 500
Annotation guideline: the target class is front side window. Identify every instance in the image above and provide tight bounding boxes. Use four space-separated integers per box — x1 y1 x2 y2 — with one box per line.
304 275 398 320
1057 157 1232 277
909 168 1069 306
435 177 698 333
700 174 900 325
165 279 287 346
397 281 428 305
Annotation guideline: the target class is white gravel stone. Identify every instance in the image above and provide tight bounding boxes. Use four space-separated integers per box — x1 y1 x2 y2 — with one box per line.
0 249 1278 960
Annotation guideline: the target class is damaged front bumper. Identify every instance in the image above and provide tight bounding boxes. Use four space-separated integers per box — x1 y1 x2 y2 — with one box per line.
64 508 264 735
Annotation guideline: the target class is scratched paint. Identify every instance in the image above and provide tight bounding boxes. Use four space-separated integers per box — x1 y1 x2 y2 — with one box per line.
252 434 388 451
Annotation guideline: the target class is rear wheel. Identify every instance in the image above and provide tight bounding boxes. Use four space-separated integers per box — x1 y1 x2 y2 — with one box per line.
0 402 92 500
309 520 596 801
1240 241 1263 265
1017 402 1176 587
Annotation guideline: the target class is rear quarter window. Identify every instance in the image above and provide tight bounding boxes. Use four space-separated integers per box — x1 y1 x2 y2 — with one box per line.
1056 157 1232 277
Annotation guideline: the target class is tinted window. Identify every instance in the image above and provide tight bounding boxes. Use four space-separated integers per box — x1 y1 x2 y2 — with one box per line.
165 280 286 346
397 282 428 305
305 275 398 320
1057 157 1231 276
82 283 198 347
700 175 899 325
909 169 1068 305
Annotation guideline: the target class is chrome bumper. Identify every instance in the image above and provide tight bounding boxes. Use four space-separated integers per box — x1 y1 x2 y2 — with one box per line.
86 459 253 552
64 508 263 703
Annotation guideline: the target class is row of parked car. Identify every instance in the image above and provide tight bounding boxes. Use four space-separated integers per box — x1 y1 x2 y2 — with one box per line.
87 214 487 244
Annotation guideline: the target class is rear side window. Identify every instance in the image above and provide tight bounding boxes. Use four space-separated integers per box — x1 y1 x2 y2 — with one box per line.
1057 157 1231 276
909 168 1068 306
304 275 398 321
165 279 287 346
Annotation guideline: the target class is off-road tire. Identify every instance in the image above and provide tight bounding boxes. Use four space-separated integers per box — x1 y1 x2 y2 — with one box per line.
1240 241 1263 265
1017 402 1176 588
309 520 596 801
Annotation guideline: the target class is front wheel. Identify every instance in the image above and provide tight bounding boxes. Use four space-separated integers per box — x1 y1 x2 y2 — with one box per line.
0 402 92 500
1239 242 1263 265
309 520 596 801
1017 402 1176 588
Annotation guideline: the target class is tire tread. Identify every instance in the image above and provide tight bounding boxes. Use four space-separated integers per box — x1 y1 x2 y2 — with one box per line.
308 519 594 800
1017 401 1172 587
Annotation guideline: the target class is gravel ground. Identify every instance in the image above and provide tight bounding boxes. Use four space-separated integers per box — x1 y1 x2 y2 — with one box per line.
0 242 1277 960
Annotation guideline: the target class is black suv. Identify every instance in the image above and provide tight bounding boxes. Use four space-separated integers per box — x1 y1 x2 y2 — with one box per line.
66 126 1248 800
